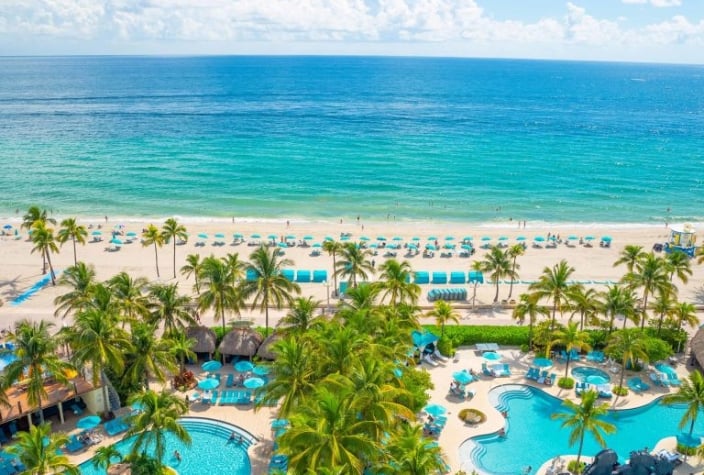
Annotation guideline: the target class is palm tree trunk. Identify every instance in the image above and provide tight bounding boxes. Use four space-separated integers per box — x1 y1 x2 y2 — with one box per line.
72 236 77 265
640 290 649 329
494 281 500 302
154 243 160 278
332 255 338 295
46 251 56 285
551 304 557 330
508 260 516 298
564 355 571 378
101 373 111 415
528 320 534 350
173 240 177 279
619 360 626 389
264 288 270 334
576 431 585 465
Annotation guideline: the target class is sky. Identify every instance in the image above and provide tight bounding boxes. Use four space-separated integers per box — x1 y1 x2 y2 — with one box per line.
0 0 702 63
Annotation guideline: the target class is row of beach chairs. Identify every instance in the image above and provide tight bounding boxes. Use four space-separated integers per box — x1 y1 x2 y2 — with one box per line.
482 363 511 377
650 372 681 387
525 368 556 386
216 390 253 405
576 381 613 398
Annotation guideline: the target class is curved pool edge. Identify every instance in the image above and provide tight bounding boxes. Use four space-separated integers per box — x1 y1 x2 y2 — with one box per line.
458 383 673 475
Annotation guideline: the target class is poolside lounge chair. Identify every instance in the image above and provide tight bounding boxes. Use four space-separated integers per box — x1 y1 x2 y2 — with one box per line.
502 364 512 377
226 374 234 388
627 377 650 393
423 354 439 367
597 385 613 398
546 373 557 386
667 373 682 386
104 417 129 437
537 370 548 384
482 363 494 377
432 349 448 362
525 367 538 380
64 434 85 453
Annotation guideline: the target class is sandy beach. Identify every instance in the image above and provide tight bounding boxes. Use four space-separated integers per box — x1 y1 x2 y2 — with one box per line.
1 218 702 328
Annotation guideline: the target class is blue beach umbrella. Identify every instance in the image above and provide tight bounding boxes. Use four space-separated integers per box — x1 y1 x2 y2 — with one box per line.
584 235 595 241
481 236 491 241
359 236 370 241
568 235 578 241
277 242 288 248
498 236 508 242
445 236 455 241
423 403 447 417
303 235 314 241
533 357 553 368
312 243 321 248
370 243 378 249
516 236 526 241
408 243 417 250
267 233 278 240
285 234 295 240
387 243 400 250
601 236 612 242
2 224 12 230
250 233 261 239
483 351 502 361
341 235 350 241
233 233 244 239
126 231 137 237
443 243 455 249
534 236 545 242
411 237 421 241
453 371 474 385
377 236 386 241
235 361 254 372
201 360 222 372
110 238 123 246
253 365 271 376
214 233 225 239
92 231 102 236
271 419 289 429
324 236 333 241
197 233 208 240
461 244 472 250
243 377 266 389
197 378 219 390
77 415 102 430
463 236 473 242
393 236 403 241
131 401 145 412
427 236 437 241
425 244 437 251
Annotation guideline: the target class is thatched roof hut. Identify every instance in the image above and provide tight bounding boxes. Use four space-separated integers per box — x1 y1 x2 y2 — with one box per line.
185 326 217 354
107 464 131 475
257 332 282 361
690 327 704 367
219 328 263 357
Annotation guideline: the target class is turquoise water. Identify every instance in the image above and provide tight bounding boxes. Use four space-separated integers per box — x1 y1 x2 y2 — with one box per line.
0 352 17 371
571 366 611 383
0 56 703 224
78 418 251 475
463 385 704 475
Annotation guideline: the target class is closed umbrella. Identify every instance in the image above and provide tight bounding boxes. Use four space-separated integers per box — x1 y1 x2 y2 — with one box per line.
243 377 265 389
201 360 222 372
234 361 254 372
197 378 219 390
77 415 102 430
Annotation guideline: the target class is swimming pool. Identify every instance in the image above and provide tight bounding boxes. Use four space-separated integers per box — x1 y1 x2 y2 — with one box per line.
460 384 704 475
571 366 611 383
0 351 17 371
79 417 252 475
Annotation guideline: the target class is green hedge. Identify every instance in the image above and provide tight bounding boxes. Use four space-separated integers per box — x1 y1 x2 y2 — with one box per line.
423 325 530 347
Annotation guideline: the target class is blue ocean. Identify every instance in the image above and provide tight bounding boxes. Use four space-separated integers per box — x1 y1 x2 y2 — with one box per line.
0 56 702 224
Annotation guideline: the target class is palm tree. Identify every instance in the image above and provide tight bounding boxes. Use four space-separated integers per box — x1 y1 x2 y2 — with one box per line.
651 292 676 336
664 371 704 439
197 255 242 333
323 240 344 295
161 218 188 278
4 320 73 423
277 387 380 473
605 329 648 391
127 390 190 471
512 293 549 350
30 221 59 284
6 423 79 475
335 242 374 288
506 243 525 299
623 253 672 329
180 253 203 294
149 283 195 336
319 325 369 376
697 246 704 265
141 224 165 278
551 390 616 465
426 300 459 339
548 321 591 378
57 217 87 265
613 245 645 273
671 302 700 352
54 262 96 319
665 250 693 286
124 323 177 389
529 259 575 329
256 336 316 416
599 284 638 334
475 246 513 302
168 331 197 376
383 424 446 475
108 272 150 324
67 309 131 415
242 246 301 334
280 296 323 334
21 206 55 230
568 286 599 331
374 259 420 306
92 446 123 472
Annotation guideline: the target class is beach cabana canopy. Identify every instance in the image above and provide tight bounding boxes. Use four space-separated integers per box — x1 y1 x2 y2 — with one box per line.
690 328 704 367
411 330 439 349
219 329 263 357
257 332 282 360
186 326 218 354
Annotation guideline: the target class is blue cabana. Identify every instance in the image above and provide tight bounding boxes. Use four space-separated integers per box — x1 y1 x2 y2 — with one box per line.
312 270 327 283
414 271 430 284
246 269 258 281
450 272 466 284
295 270 311 283
412 330 439 350
431 272 447 284
469 271 484 284
281 269 295 281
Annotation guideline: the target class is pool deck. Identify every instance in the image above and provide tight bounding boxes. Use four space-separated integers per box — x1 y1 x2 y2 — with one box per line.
62 349 700 475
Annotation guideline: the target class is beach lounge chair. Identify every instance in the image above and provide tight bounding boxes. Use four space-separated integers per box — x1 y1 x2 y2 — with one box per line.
295 270 311 283
423 354 439 367
502 364 512 376
667 373 682 386
235 390 252 405
64 435 85 453
627 377 650 393
226 374 234 388
597 385 613 398
547 373 557 386
433 349 448 362
312 270 327 283
482 363 494 377
537 370 548 384
281 269 295 282
431 272 447 284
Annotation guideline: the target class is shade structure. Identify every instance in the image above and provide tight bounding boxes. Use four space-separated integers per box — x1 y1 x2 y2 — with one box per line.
277 242 288 248
77 415 102 430
370 243 378 249
601 236 613 242
233 233 244 238
498 236 508 241
340 235 350 241
376 236 386 241
250 233 261 239
532 357 553 368
408 243 418 250
387 242 400 250
186 326 217 354
201 360 222 372
234 360 255 372
324 236 333 241
2 224 12 230
285 234 295 240
584 235 595 241
303 235 314 241
425 244 437 251
516 236 526 241
423 403 447 417
197 378 219 390
411 237 421 241
253 365 271 376
453 370 474 385
197 233 208 239
271 419 289 429
534 236 545 242
312 243 321 248
461 244 472 250
568 235 578 241
92 231 102 236
483 351 502 361
126 231 137 237
427 236 437 241
267 233 277 240
110 238 123 246
243 377 266 389
481 236 491 241
445 236 454 241
392 236 403 241
214 233 225 239
359 236 370 241
676 433 701 448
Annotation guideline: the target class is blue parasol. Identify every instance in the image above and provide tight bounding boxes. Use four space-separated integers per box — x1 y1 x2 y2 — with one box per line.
234 361 254 372
423 403 447 417
483 351 502 361
253 365 271 376
197 233 208 239
453 370 474 385
201 360 222 372
243 377 265 389
533 357 553 368
197 378 219 390
76 415 102 430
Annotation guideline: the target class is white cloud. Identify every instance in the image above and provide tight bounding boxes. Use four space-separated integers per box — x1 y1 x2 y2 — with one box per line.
622 0 682 7
0 1 702 61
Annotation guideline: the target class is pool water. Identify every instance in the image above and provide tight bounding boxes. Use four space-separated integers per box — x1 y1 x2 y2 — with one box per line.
571 366 611 383
0 352 17 371
461 384 704 475
79 418 251 475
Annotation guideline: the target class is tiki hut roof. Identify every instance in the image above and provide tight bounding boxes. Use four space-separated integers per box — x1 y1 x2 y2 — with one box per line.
219 328 263 357
185 326 217 354
107 464 131 475
690 327 704 367
257 332 282 361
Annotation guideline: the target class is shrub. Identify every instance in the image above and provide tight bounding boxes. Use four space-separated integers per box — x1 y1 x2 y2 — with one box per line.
426 324 530 347
520 344 530 353
437 337 454 357
613 386 628 397
458 408 487 425
568 460 585 474
676 443 697 456
558 377 574 389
